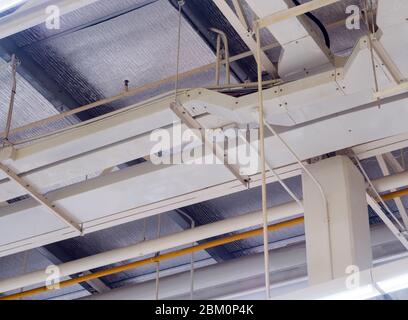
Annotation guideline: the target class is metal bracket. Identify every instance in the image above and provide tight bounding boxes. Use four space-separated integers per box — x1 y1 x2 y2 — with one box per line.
170 102 249 187
0 146 16 162
0 163 82 234
371 33 406 85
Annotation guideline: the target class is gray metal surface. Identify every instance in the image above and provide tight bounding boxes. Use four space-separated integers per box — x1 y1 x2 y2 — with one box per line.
0 0 406 300
11 0 219 117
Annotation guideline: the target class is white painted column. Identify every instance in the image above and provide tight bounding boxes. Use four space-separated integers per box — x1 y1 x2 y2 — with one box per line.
302 156 372 285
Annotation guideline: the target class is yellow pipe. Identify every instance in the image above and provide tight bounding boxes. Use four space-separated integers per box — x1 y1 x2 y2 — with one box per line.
1 188 405 300
0 217 305 300
381 188 408 201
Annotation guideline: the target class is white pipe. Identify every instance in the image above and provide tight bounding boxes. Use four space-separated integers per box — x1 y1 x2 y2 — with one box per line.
0 202 302 294
82 245 307 300
1 170 408 294
372 170 408 193
83 223 408 300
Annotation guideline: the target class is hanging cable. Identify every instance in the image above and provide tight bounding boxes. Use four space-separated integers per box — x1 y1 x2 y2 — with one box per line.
236 129 303 209
363 0 381 108
4 54 17 145
142 217 148 241
292 0 331 48
174 0 185 104
262 119 334 279
19 251 29 299
255 25 271 300
155 214 162 300
176 209 195 300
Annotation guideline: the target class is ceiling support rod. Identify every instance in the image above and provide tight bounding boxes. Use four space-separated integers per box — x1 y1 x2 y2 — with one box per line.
0 163 81 233
231 0 250 31
253 0 338 291
3 54 17 144
255 24 271 300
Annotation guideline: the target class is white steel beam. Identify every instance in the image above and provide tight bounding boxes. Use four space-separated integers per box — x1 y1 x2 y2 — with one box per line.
249 0 333 78
0 163 301 258
1 25 408 256
353 132 408 160
0 0 100 40
371 37 406 85
0 163 81 233
374 81 408 99
256 0 341 29
170 102 249 186
212 0 278 77
231 0 249 31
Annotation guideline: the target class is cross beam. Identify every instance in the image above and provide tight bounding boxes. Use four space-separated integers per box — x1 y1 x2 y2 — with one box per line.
0 163 81 233
170 103 249 187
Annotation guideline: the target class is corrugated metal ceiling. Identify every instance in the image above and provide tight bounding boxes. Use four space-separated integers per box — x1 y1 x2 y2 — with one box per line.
0 0 405 300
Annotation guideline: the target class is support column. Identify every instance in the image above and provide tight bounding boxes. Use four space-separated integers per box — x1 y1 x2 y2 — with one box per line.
302 156 372 285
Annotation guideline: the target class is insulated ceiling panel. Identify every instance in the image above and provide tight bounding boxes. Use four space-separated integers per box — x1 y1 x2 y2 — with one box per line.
11 0 220 117
0 58 73 141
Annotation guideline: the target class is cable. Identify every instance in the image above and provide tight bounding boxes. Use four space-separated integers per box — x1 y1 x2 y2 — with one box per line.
174 0 185 103
292 0 331 49
255 25 271 300
362 0 381 109
262 119 334 280
176 209 195 300
236 130 303 209
4 54 17 144
155 213 162 301
19 251 29 299
142 217 148 241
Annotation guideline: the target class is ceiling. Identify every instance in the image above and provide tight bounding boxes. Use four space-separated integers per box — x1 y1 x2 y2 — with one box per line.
0 0 406 300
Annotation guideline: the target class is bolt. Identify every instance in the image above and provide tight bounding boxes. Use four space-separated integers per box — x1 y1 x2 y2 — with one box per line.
124 80 130 91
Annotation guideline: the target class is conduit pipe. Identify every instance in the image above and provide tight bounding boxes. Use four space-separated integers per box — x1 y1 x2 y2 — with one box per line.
0 202 302 295
383 188 408 201
373 170 408 193
1 171 408 297
1 218 304 300
3 186 408 300
83 237 408 300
